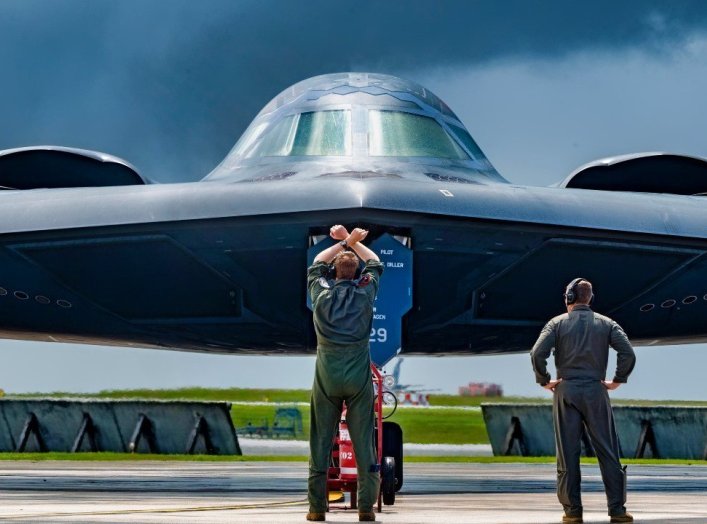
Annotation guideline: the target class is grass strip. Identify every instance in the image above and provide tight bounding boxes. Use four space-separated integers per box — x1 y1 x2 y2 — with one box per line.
0 453 702 466
404 456 706 465
0 452 308 462
8 387 312 403
9 388 706 407
386 407 487 444
232 405 487 444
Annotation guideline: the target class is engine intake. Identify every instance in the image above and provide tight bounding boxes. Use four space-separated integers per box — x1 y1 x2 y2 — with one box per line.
559 152 707 195
0 146 147 189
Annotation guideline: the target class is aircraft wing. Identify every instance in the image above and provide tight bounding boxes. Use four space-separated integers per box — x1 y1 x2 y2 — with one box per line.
0 176 704 356
2 73 705 357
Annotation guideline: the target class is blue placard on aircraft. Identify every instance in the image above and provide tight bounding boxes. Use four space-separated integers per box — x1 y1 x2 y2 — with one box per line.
306 233 413 367
367 234 412 366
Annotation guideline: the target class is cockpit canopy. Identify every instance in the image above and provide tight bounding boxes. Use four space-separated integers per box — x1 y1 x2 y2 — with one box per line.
232 108 479 161
205 73 503 183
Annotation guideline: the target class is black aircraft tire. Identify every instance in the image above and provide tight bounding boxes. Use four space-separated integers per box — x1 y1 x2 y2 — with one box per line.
382 456 396 505
382 421 403 491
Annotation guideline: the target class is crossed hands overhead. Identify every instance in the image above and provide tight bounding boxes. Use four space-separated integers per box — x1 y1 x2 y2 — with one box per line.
320 224 379 263
330 225 368 244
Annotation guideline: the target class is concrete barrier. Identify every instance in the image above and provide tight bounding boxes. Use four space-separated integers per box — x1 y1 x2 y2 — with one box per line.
0 399 241 455
481 403 707 460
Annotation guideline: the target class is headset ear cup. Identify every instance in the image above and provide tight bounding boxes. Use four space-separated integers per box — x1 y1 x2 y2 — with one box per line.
566 291 575 304
564 278 582 305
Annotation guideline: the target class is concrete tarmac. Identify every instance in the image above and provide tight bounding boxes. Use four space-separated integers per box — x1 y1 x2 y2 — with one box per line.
0 461 704 523
239 437 493 456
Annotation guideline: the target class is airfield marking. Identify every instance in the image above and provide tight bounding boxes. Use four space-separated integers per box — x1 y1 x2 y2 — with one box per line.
0 498 308 521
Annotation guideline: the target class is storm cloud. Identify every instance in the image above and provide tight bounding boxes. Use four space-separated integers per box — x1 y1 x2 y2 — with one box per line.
2 0 707 181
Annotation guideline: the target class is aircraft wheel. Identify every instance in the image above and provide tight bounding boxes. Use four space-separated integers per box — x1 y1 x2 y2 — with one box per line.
383 421 403 491
381 456 396 505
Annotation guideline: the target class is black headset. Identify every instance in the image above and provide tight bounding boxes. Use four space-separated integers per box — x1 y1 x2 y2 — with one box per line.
564 277 594 305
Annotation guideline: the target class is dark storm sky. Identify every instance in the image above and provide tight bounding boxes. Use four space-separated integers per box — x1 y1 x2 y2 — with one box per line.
3 1 707 182
1 1 707 397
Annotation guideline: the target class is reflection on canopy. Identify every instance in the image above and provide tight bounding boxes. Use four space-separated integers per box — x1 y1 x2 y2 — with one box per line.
245 111 351 158
369 110 469 159
238 109 482 160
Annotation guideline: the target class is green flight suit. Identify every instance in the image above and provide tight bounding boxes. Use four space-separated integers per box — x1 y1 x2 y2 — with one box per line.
307 258 384 513
531 305 636 518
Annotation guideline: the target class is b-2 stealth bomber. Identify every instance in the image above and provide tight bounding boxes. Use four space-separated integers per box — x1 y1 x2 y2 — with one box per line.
1 73 705 366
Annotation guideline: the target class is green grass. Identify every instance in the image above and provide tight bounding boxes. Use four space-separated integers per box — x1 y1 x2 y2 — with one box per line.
0 452 308 461
429 395 545 407
427 456 706 465
405 456 706 465
430 394 707 407
386 407 487 444
230 404 487 444
602 398 707 406
10 388 706 407
8 387 312 404
0 453 702 466
230 405 487 444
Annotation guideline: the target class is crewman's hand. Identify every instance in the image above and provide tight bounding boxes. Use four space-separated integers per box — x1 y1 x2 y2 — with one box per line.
542 379 562 392
330 225 349 240
348 228 368 244
602 381 621 390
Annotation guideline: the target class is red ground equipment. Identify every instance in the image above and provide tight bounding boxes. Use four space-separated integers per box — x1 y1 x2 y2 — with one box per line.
326 364 402 513
338 409 357 481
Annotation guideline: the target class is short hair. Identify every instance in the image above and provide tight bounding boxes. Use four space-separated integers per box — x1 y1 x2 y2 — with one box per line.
333 251 358 280
575 280 593 304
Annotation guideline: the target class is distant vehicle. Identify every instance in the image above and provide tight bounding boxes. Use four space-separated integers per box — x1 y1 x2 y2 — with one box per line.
459 382 503 397
241 407 303 439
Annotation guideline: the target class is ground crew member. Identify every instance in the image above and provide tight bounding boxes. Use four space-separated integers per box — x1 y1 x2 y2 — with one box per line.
530 278 636 524
306 225 383 522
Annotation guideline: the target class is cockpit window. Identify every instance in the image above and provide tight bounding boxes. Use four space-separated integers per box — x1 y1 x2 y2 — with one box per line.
246 110 351 158
230 122 268 158
368 110 469 159
448 124 486 161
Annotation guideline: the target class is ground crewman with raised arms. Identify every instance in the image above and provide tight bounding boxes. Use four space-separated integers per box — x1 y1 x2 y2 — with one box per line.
306 225 383 522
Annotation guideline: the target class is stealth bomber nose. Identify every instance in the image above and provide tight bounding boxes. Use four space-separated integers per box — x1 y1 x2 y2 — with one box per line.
204 73 505 184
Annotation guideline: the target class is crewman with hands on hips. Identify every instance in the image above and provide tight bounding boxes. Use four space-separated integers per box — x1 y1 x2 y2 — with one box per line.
531 278 636 524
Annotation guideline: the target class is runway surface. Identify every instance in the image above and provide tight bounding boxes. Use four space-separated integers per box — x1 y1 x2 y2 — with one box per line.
0 461 704 523
239 437 493 456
